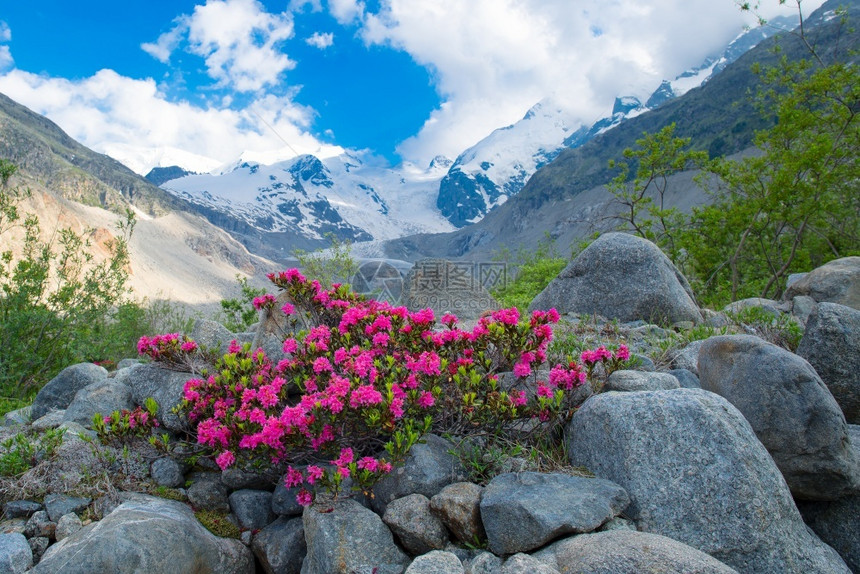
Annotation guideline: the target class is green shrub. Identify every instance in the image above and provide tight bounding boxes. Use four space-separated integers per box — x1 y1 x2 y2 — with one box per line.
492 237 568 312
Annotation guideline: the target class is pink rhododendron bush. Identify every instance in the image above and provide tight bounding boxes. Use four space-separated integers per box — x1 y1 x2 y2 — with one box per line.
139 269 630 506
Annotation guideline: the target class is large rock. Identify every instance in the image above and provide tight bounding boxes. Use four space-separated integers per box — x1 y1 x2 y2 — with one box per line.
698 335 859 500
372 434 466 515
404 551 464 574
797 493 860 573
529 233 702 325
479 472 629 555
251 516 306 574
783 256 860 309
604 370 680 392
190 318 236 355
429 482 484 545
301 498 410 574
532 530 738 574
31 363 108 420
797 302 860 423
382 494 449 556
32 495 253 573
402 259 499 320
62 380 135 428
0 533 32 573
567 389 850 573
122 363 195 432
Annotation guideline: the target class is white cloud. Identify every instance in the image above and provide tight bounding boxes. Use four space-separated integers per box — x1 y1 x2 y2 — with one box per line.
143 0 296 92
329 0 365 25
306 31 334 49
0 68 342 173
0 21 11 42
357 0 825 165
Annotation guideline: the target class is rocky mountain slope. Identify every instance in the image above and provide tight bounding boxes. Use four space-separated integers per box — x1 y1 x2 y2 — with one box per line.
381 0 859 262
0 94 278 312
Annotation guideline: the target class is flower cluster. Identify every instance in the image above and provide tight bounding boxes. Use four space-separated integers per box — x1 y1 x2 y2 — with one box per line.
580 344 631 380
93 397 160 444
151 269 619 506
137 333 199 366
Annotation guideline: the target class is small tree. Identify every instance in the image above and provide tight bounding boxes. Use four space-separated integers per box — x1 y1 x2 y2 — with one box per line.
218 275 267 332
292 234 359 289
0 160 136 395
606 123 707 265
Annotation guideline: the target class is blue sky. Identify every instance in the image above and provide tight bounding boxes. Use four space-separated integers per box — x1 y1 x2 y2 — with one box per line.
0 0 821 173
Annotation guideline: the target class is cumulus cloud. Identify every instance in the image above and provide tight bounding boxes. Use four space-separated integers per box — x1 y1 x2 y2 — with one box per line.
0 68 341 174
356 0 824 165
329 0 365 25
306 31 334 49
0 21 12 70
143 0 295 92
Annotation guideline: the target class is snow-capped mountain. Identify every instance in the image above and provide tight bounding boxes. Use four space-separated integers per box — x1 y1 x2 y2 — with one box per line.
157 152 454 256
435 14 797 228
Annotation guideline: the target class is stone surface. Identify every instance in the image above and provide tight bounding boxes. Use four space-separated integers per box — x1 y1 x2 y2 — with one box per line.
150 457 186 488
668 368 700 389
373 434 466 514
797 493 860 573
228 489 275 531
670 339 706 376
54 513 83 542
529 233 702 325
3 501 42 520
383 494 449 555
62 380 135 428
797 302 860 423
272 481 305 517
429 482 484 545
604 370 680 392
0 533 32 574
28 536 49 564
24 512 55 539
187 473 231 514
480 472 629 555
251 516 306 574
723 297 784 317
783 256 860 309
43 494 90 523
791 295 818 325
190 318 236 355
2 407 31 427
32 495 253 574
122 363 196 432
501 553 560 574
463 551 503 574
566 389 850 574
698 334 859 500
31 363 108 420
402 259 499 321
301 497 409 574
405 551 464 574
532 530 738 574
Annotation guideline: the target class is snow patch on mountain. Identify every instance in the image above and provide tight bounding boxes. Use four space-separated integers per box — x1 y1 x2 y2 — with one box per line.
103 143 222 176
158 152 454 244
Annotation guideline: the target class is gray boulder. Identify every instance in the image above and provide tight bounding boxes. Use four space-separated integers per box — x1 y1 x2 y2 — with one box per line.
528 232 702 325
31 363 108 420
404 551 464 574
301 497 409 574
372 434 466 515
54 513 83 542
463 551 503 574
62 380 135 428
150 457 186 488
0 533 32 573
532 530 738 574
567 389 850 573
402 259 499 320
698 334 859 500
797 302 860 423
3 501 42 520
671 339 706 376
43 494 90 523
791 295 818 325
190 318 235 355
783 256 860 309
122 363 195 432
723 297 784 318
32 495 252 574
501 553 560 574
251 516 306 574
272 481 305 517
228 489 275 531
797 493 860 573
383 494 449 555
604 370 680 392
429 482 485 545
187 473 230 514
480 472 629 555
668 368 700 389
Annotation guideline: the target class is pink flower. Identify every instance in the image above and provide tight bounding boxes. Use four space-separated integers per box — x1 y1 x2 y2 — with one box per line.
614 345 631 361
357 457 379 472
513 361 532 378
306 465 324 485
281 302 296 315
350 385 384 408
337 466 351 479
389 397 405 418
296 489 313 507
252 294 277 310
333 447 354 467
537 383 554 398
509 389 528 407
441 313 459 326
313 357 333 374
180 340 198 353
215 450 236 470
417 391 435 408
492 307 520 325
228 340 242 353
285 466 305 487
